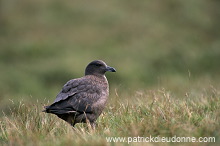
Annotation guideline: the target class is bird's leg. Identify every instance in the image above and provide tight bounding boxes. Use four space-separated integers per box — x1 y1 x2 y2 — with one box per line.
71 122 76 127
85 118 92 129
90 121 97 129
85 119 96 131
66 116 76 127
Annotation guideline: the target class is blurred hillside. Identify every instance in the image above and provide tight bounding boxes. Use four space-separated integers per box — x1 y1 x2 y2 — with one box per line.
0 0 220 103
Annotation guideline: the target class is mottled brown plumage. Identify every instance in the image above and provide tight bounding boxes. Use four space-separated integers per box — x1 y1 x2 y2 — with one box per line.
43 60 116 128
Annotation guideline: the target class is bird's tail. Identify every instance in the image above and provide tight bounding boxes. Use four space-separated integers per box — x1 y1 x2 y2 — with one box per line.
42 106 50 113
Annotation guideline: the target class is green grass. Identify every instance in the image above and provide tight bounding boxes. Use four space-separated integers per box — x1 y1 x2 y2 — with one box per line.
0 87 219 145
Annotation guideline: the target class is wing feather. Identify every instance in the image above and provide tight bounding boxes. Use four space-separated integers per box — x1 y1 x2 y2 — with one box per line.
46 76 101 114
53 78 81 103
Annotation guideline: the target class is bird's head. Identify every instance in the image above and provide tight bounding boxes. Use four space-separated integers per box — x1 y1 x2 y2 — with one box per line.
85 60 116 76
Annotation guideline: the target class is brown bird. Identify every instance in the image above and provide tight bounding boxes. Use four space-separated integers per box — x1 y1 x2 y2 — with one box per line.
43 60 116 128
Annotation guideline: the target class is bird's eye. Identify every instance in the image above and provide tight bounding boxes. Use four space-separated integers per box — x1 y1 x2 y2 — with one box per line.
95 64 102 67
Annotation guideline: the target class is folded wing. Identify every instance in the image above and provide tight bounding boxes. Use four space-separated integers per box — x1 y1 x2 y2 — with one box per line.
45 77 100 115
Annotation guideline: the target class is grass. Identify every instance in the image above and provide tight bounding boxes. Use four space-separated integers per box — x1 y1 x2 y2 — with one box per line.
0 87 219 146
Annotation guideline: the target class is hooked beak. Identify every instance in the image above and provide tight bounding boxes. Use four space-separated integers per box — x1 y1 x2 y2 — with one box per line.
106 66 116 72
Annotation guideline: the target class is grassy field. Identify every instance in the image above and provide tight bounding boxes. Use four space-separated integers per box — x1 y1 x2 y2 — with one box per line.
0 87 219 145
0 0 220 145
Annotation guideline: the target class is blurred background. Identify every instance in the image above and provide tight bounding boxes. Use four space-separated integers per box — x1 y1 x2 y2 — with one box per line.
0 0 220 109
